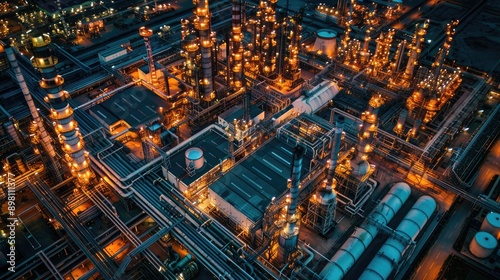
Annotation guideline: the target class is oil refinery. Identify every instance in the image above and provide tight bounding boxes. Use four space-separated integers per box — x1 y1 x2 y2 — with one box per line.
0 0 499 279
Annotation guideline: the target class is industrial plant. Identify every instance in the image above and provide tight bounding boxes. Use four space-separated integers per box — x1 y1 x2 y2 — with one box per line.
0 0 499 279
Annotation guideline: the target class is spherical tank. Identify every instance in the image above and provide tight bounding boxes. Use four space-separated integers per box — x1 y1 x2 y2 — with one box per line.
469 231 497 259
480 212 500 240
185 147 204 170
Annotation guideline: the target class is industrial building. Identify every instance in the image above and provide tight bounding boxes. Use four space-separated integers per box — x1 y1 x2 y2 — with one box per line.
0 0 499 279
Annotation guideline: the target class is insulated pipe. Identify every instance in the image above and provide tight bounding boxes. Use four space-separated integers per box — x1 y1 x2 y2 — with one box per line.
320 183 411 280
359 196 436 280
5 45 57 158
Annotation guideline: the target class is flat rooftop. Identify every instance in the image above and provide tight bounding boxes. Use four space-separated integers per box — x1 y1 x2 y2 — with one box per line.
97 85 168 128
219 105 263 123
210 138 313 223
168 127 229 186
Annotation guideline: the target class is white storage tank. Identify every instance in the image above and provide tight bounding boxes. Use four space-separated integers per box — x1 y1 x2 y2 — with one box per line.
185 147 204 170
312 29 337 58
480 212 500 240
469 231 497 259
292 81 339 115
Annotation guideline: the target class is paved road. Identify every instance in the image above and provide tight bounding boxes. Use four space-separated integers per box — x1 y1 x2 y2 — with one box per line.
411 138 500 280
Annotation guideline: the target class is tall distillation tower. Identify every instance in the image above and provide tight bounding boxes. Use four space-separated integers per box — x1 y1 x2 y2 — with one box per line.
406 20 460 123
277 145 304 263
193 0 215 101
367 29 394 76
139 26 159 89
403 20 429 81
355 95 383 163
430 20 459 88
335 95 382 206
306 116 345 235
258 0 278 77
5 43 63 182
230 0 244 91
30 33 93 186
283 8 303 87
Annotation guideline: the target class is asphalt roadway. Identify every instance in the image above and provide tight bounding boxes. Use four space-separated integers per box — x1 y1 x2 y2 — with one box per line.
410 137 500 280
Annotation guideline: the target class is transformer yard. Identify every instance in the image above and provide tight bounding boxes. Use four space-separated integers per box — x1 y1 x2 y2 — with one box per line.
0 0 499 279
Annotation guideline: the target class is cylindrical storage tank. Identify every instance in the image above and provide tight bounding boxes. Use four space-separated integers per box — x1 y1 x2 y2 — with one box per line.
371 182 412 225
469 231 497 259
313 29 337 58
319 183 411 280
292 81 339 115
185 147 204 170
480 212 500 240
359 196 436 280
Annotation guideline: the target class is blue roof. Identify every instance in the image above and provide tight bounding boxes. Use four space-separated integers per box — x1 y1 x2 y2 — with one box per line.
210 138 312 223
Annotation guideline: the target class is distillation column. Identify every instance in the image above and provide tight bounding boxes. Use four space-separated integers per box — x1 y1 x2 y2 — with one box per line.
194 0 215 101
403 20 429 81
231 0 244 91
360 28 372 65
431 20 458 88
278 145 304 263
283 9 303 84
181 19 200 99
355 95 383 163
140 27 159 88
30 33 92 186
259 0 278 77
5 44 62 181
390 40 406 74
368 29 394 76
306 116 345 235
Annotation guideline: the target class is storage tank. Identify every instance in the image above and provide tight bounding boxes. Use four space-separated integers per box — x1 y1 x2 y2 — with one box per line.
319 182 411 280
469 231 497 259
292 81 339 114
480 212 500 240
185 147 204 169
359 196 436 280
312 29 337 58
